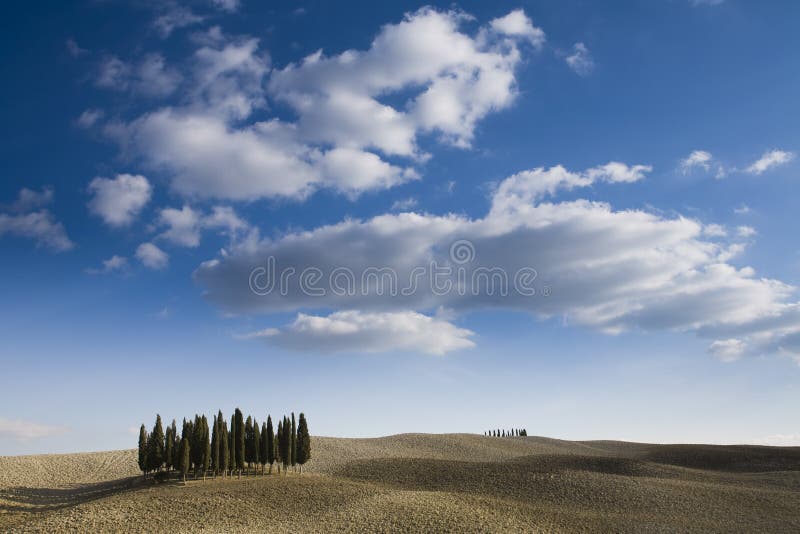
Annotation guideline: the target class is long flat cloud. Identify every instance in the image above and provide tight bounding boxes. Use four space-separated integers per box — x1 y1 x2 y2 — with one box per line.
196 162 800 359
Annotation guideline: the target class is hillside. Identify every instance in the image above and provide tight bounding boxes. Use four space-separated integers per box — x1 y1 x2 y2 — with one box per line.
2 434 800 532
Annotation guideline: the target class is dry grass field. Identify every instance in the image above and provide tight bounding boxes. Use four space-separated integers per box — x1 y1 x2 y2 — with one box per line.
2 434 799 532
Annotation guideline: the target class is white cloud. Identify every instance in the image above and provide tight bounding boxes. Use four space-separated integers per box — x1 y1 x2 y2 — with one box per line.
211 0 240 12
565 42 594 76
679 149 725 177
690 0 725 6
0 210 74 252
66 38 87 57
88 174 152 227
6 187 54 213
96 54 181 97
86 255 128 275
0 418 69 440
703 223 727 237
708 338 746 362
737 225 757 238
110 8 541 201
77 108 105 128
745 149 794 175
196 161 799 360
680 150 712 173
136 242 169 270
489 9 546 48
391 197 419 211
245 310 475 355
157 205 249 247
733 204 751 215
152 4 204 38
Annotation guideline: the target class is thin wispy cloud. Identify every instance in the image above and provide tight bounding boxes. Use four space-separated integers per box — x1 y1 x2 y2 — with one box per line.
745 149 794 175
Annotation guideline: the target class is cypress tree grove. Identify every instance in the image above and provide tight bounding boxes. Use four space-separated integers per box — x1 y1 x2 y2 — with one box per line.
192 415 203 478
245 416 253 474
180 437 190 483
291 412 297 472
220 419 229 478
296 413 311 474
235 408 245 477
138 424 148 476
260 421 268 475
266 415 275 474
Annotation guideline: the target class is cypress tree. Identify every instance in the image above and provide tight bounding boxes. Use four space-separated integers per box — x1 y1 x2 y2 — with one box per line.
281 416 291 473
235 408 245 477
201 415 211 481
220 419 229 478
266 415 275 474
291 412 297 472
210 414 218 476
296 413 311 474
253 418 261 473
244 416 253 473
180 437 190 483
260 422 268 475
229 413 236 476
192 415 204 477
147 415 165 472
276 420 283 474
137 424 148 476
164 424 173 471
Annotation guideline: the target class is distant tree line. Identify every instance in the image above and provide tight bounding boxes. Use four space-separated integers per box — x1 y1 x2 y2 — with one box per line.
484 428 527 437
138 409 311 482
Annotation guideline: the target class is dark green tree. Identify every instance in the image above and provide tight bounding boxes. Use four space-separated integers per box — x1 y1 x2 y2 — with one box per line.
296 413 311 473
276 419 283 474
180 437 190 483
220 418 229 478
253 418 261 474
260 421 268 475
201 415 211 480
147 414 165 472
164 424 173 471
235 408 245 477
266 415 275 474
137 424 148 476
245 416 254 473
211 414 219 476
291 412 297 472
280 416 291 473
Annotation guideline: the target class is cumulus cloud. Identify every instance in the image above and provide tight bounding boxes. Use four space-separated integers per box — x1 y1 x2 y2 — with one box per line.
745 149 794 175
708 338 746 362
88 174 152 227
211 0 240 12
245 310 475 355
76 109 105 128
6 187 54 213
0 188 73 251
489 9 546 47
195 161 800 359
565 42 594 76
152 3 204 38
66 38 87 57
157 205 249 247
86 255 128 275
136 242 169 270
111 8 541 202
680 150 725 177
391 197 419 211
0 211 74 252
96 54 181 97
0 418 69 440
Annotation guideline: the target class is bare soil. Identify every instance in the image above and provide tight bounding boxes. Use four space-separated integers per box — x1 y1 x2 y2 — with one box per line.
2 434 799 532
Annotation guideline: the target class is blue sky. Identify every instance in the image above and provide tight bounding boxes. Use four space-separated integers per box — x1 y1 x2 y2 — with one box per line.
1 0 800 454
